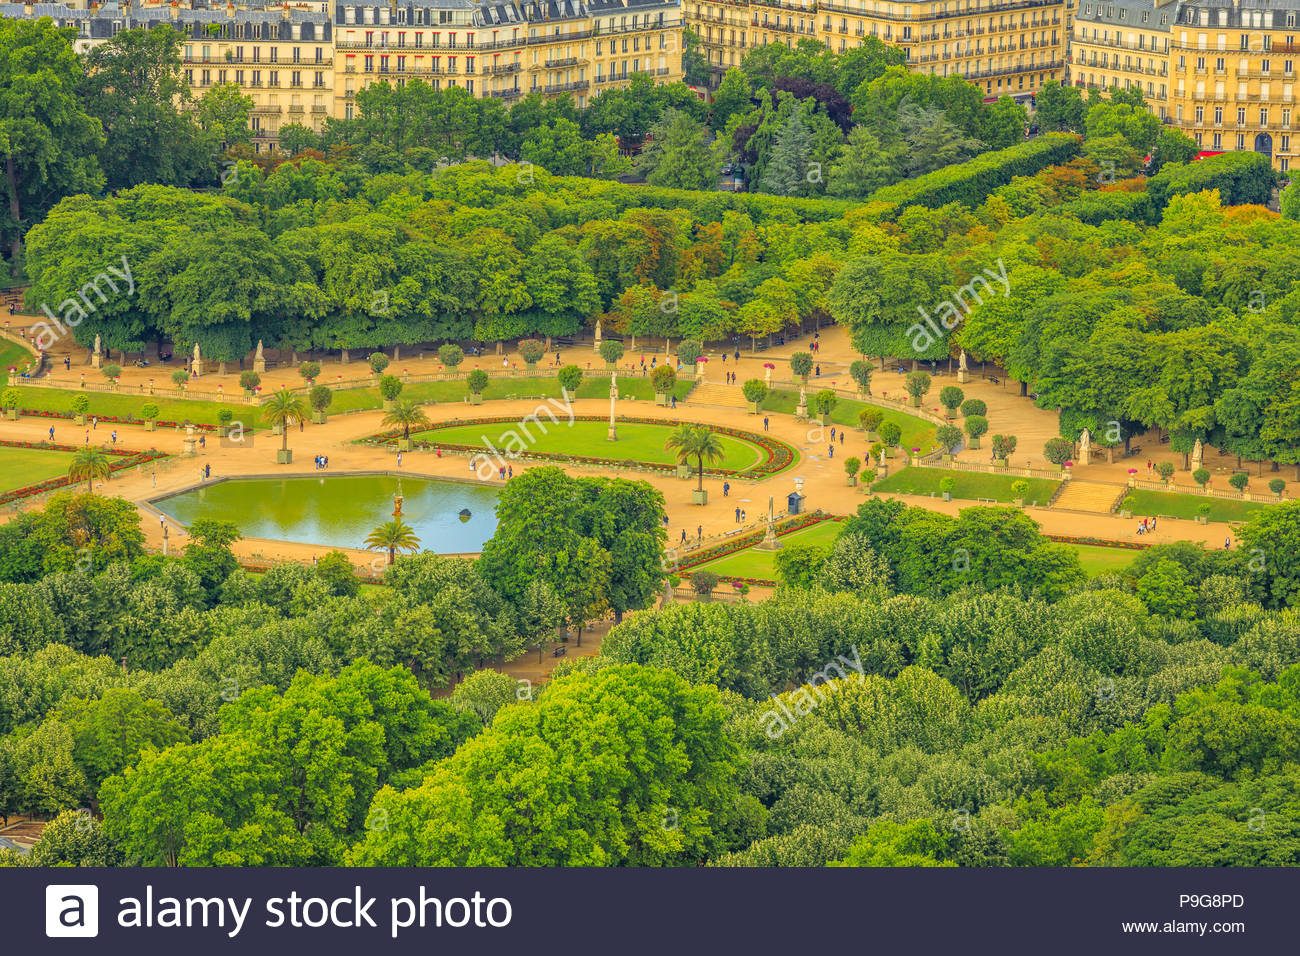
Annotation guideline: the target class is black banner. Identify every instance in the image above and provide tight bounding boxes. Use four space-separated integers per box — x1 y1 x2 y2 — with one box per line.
9 867 1293 954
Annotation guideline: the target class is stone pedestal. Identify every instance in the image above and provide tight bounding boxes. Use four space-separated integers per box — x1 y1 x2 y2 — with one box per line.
956 370 969 384
90 352 103 369
253 358 266 375
182 426 197 457
192 359 203 378
607 423 618 441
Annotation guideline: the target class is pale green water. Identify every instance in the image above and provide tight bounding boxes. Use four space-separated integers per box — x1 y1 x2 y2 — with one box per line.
155 474 500 553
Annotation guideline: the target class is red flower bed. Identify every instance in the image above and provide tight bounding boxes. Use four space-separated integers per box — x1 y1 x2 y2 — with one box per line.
1047 534 1150 551
0 440 168 505
365 415 798 477
17 409 222 431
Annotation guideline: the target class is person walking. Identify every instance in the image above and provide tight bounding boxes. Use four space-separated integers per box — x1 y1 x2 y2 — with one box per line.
840 432 845 445
397 451 403 467
680 529 687 544
828 444 835 458
741 509 746 522
507 465 513 479
48 426 54 441
763 417 770 431
723 481 730 497
830 427 836 441
92 416 97 430
1225 536 1231 549
697 525 703 545
204 463 211 479
734 506 741 523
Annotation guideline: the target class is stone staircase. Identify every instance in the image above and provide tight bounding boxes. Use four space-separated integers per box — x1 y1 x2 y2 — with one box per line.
686 382 750 410
1051 480 1125 514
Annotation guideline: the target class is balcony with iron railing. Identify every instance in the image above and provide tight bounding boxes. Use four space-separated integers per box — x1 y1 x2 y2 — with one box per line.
545 56 580 67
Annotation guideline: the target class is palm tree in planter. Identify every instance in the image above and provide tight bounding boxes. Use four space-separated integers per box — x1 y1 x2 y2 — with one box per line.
879 420 902 457
383 399 431 451
963 415 988 451
1011 480 1030 507
844 456 861 486
141 402 160 431
858 407 883 441
904 371 931 408
556 365 581 404
939 475 956 502
742 378 767 414
1 387 20 421
378 374 404 411
651 365 677 406
69 446 111 493
666 424 725 504
309 384 333 424
849 360 872 397
935 424 962 460
813 389 837 425
467 369 489 404
364 519 421 565
599 339 624 370
939 385 964 419
263 389 309 464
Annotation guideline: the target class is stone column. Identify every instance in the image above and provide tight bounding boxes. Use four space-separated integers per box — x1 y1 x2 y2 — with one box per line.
607 370 618 441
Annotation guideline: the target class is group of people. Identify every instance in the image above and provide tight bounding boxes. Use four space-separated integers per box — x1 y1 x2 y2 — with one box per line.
314 455 330 470
1136 516 1157 535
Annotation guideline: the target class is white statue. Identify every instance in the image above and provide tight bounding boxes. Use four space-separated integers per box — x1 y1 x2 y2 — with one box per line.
193 342 201 362
1191 438 1204 467
93 334 102 355
255 340 264 361
959 349 967 371
1079 428 1091 463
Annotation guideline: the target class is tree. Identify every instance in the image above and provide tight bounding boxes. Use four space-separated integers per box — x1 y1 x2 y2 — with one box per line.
991 434 1018 461
439 343 465 369
0 18 105 269
449 670 519 725
365 519 421 566
466 369 489 399
879 421 903 449
299 361 321 382
936 424 963 454
939 385 964 417
379 375 404 401
309 384 333 417
742 378 768 405
636 110 720 190
367 351 390 374
557 365 582 400
382 399 431 441
353 665 747 866
1193 468 1211 489
25 808 121 866
961 398 986 417
61 689 188 800
651 365 677 396
599 339 625 367
681 27 712 88
1043 437 1073 465
1156 461 1176 483
184 518 241 598
1149 126 1198 175
195 82 253 152
67 447 111 494
1136 559 1199 619
691 570 720 600
904 371 932 405
964 415 989 447
827 126 903 198
813 389 838 416
710 68 754 131
666 424 726 494
758 110 814 197
790 352 813 383
1229 472 1250 493
262 389 308 459
849 360 873 396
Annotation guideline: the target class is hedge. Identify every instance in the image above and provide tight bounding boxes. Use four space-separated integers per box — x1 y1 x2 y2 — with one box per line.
1060 189 1158 226
865 132 1083 218
1146 150 1276 209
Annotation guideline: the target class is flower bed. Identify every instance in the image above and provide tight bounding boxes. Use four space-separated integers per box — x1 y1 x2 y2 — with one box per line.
675 511 839 572
364 415 798 478
0 439 168 505
1046 535 1151 551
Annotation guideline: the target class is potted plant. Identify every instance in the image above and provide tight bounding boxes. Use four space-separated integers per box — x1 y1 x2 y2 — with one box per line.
789 351 812 384
264 389 308 464
1155 461 1175 485
1196 503 1212 524
963 414 988 451
171 369 189 393
844 456 861 486
939 385 964 420
379 374 404 411
1 387 19 421
71 393 90 425
904 370 931 408
1043 437 1072 472
858 407 883 442
1193 468 1211 492
441 343 467 374
141 402 160 431
742 378 767 414
1120 495 1136 519
666 423 724 505
298 361 321 384
936 423 962 461
310 384 333 423
467 369 489 404
1269 477 1286 499
677 339 704 371
102 363 122 389
516 339 543 371
368 352 390 375
939 475 956 502
382 399 430 452
960 398 986 418
879 421 902 458
1011 479 1029 508
239 370 261 396
556 365 581 404
1229 472 1250 497
650 365 677 405
599 339 624 370
859 467 876 490
991 433 1017 468
813 389 837 425
216 407 234 436
849 359 872 397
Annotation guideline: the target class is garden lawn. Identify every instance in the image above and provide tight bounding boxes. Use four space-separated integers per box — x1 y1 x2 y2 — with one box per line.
0 338 35 373
872 466 1061 506
6 387 262 430
1126 489 1272 523
413 419 768 471
764 389 934 453
1069 544 1138 577
0 446 80 494
693 519 844 581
